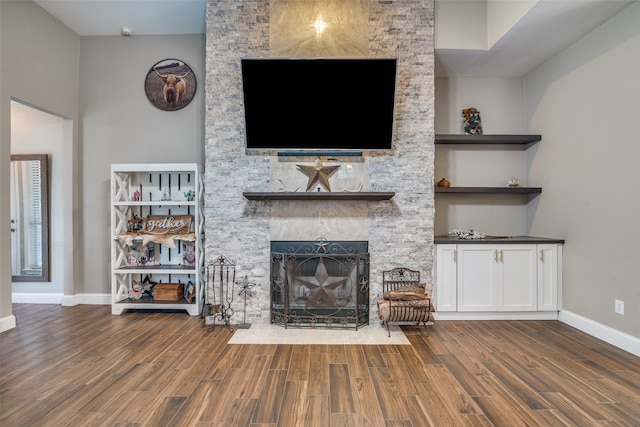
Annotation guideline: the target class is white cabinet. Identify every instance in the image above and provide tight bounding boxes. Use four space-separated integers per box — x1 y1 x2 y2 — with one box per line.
497 245 537 311
458 245 499 311
435 243 561 314
538 244 560 311
435 245 457 311
110 163 203 315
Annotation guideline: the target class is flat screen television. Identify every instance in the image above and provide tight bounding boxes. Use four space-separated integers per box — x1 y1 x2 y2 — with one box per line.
240 58 398 153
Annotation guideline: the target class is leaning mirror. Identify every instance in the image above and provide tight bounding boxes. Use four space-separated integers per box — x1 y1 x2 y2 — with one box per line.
10 154 50 282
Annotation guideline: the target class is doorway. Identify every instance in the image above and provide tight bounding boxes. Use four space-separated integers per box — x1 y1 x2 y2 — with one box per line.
10 100 66 300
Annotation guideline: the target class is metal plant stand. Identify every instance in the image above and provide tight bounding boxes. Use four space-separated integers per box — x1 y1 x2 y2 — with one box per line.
205 256 235 332
236 276 256 329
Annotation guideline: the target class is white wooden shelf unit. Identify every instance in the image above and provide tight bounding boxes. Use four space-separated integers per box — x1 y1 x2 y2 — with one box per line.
110 163 203 315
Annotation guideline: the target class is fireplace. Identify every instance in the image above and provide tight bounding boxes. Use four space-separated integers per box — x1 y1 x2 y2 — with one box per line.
270 239 369 329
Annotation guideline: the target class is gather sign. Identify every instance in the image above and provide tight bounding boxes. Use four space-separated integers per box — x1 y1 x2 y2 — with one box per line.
144 215 192 234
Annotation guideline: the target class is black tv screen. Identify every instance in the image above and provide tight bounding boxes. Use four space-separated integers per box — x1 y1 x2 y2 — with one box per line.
241 58 398 152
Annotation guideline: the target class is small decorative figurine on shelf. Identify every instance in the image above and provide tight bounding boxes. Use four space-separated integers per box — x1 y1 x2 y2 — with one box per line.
462 107 483 135
161 187 171 201
133 190 141 201
184 189 195 201
130 280 144 300
507 177 520 187
437 177 451 187
127 213 144 232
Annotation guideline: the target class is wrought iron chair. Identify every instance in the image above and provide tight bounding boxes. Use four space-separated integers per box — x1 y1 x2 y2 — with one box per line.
377 267 434 337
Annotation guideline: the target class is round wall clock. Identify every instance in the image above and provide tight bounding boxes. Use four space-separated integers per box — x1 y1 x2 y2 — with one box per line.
144 59 197 111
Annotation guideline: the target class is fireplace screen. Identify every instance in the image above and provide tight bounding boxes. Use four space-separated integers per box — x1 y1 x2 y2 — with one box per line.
270 239 369 329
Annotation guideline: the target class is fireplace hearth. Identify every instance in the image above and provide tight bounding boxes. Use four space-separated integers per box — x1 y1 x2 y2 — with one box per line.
270 239 369 329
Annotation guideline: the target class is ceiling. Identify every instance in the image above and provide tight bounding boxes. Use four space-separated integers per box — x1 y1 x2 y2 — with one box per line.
33 0 635 77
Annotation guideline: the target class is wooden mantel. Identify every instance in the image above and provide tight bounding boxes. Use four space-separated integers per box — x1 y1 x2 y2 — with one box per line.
243 192 395 201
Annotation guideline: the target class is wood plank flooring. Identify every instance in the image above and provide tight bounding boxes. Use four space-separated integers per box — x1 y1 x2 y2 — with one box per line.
1 304 639 426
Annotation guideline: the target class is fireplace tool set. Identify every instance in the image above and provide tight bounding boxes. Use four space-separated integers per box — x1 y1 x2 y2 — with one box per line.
205 256 236 332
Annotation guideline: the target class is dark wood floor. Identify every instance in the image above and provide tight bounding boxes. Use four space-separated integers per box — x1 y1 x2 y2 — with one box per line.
1 304 639 426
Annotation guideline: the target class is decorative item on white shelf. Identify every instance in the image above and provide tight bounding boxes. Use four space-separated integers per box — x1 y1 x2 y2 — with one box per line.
161 187 171 201
131 280 144 300
449 229 487 240
127 213 144 232
184 189 195 201
507 177 520 187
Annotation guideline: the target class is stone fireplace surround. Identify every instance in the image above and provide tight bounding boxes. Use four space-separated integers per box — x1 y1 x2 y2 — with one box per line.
204 0 435 327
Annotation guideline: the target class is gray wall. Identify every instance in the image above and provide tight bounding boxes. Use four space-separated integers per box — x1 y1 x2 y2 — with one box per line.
434 76 528 236
524 1 640 338
0 1 79 329
78 34 205 295
204 0 436 324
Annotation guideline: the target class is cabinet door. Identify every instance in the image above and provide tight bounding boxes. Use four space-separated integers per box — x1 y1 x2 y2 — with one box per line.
436 245 457 311
498 245 537 311
538 244 559 311
457 245 498 311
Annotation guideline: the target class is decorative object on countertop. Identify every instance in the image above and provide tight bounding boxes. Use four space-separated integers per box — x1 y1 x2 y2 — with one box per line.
437 177 451 187
297 158 340 192
462 107 483 135
449 228 487 240
507 177 520 187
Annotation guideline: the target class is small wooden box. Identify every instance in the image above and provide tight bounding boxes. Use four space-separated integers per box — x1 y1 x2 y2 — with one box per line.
154 283 185 301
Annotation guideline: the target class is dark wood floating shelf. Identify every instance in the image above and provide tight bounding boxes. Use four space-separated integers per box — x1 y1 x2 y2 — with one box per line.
243 191 395 201
435 134 542 148
435 186 542 195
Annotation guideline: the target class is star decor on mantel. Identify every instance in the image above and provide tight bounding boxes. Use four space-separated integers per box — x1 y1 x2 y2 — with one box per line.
296 258 349 309
297 158 340 192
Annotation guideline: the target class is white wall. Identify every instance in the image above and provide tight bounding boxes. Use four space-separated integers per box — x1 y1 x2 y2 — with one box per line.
78 34 205 296
525 1 640 338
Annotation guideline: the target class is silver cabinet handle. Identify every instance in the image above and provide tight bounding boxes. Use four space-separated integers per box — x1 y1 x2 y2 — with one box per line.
540 249 544 263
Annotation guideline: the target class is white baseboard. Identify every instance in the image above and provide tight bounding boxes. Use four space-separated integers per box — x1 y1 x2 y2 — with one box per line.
1 315 17 333
433 311 559 321
12 293 111 306
61 294 111 306
559 310 640 357
12 293 64 304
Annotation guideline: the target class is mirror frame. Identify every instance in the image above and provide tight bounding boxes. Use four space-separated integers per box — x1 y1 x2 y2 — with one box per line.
10 154 50 282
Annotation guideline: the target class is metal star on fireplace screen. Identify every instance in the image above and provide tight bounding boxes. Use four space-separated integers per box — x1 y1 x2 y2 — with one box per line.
295 258 349 309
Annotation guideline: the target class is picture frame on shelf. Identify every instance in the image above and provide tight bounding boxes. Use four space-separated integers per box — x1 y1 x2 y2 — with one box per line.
182 241 196 267
184 281 195 303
